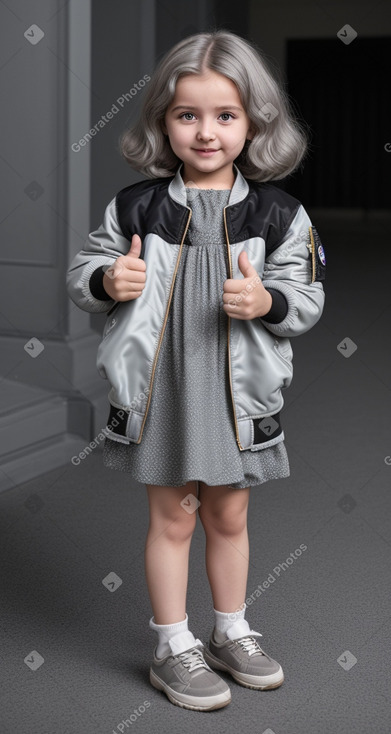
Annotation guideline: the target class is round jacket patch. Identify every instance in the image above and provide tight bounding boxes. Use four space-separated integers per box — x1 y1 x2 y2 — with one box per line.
318 244 326 266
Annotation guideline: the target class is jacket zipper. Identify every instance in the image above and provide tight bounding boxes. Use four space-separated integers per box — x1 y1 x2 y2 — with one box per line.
136 207 193 443
307 226 316 283
223 206 244 450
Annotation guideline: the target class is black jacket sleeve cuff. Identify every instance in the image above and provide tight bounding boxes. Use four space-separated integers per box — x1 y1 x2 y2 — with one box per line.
89 265 113 301
260 287 289 324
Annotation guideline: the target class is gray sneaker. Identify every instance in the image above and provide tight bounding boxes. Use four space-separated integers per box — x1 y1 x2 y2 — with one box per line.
149 638 231 711
203 629 284 690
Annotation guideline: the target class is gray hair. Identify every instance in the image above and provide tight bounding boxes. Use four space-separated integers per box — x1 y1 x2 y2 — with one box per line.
119 29 309 181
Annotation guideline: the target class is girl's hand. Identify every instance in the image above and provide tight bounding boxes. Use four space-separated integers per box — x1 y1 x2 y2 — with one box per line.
103 234 146 301
222 250 273 320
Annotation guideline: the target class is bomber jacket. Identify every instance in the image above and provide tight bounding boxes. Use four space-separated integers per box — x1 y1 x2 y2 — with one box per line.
66 162 326 451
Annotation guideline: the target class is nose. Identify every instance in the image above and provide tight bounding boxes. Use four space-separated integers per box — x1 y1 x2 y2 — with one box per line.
196 118 216 141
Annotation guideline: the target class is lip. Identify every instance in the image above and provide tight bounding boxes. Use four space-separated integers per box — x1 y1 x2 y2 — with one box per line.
193 148 220 156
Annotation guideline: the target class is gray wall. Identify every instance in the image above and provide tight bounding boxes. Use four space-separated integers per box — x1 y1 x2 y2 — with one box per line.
0 0 160 489
1 0 96 390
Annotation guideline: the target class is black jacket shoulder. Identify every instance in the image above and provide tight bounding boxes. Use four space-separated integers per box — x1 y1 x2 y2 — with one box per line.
115 175 187 246
225 179 303 251
115 174 304 252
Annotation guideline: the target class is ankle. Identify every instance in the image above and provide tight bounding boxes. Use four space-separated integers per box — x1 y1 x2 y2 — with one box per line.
149 613 197 658
213 603 249 642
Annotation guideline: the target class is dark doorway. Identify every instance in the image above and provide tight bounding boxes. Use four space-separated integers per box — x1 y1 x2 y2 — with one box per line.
284 37 391 208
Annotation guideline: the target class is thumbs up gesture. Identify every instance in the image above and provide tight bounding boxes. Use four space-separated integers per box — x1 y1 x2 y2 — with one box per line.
222 250 273 320
102 234 146 301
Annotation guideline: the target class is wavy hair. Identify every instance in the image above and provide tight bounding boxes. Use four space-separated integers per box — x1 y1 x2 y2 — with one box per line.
119 29 310 182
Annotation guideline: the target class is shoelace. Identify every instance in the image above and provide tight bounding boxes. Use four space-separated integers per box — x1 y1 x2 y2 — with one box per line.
177 644 210 673
234 634 265 657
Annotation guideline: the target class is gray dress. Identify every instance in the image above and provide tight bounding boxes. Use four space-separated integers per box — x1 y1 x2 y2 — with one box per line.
102 187 290 489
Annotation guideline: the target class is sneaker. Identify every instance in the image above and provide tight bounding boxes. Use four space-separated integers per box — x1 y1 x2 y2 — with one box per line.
149 639 231 711
203 620 284 691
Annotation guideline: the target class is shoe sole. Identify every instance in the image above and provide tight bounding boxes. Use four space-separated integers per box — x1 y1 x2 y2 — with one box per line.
203 648 284 690
149 668 231 711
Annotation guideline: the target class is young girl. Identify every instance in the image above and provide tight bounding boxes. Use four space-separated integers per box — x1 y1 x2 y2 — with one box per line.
67 29 325 712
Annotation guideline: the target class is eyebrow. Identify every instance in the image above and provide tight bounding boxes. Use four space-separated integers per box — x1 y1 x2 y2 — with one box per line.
170 104 243 112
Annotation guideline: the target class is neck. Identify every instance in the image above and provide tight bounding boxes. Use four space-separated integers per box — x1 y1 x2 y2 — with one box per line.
180 164 236 190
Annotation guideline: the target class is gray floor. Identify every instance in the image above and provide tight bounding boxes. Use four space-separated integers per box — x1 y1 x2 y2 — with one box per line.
1 212 391 734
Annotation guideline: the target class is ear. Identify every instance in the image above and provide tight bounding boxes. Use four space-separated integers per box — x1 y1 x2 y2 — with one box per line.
246 124 256 141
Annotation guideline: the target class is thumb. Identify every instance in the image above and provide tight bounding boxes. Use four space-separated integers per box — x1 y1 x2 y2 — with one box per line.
238 250 257 278
126 233 142 258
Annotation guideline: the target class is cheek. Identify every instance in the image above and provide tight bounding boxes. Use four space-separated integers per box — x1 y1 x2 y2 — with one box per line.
223 127 247 144
169 126 191 145
224 136 248 154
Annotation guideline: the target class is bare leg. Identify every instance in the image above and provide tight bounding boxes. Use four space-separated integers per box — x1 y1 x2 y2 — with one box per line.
197 483 250 613
144 481 198 625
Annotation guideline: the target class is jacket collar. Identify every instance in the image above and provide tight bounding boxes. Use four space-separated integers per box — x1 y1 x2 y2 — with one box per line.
168 162 249 208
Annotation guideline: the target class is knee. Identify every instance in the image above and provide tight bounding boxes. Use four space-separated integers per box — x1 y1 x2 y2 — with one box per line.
198 506 247 537
147 481 198 543
150 508 197 543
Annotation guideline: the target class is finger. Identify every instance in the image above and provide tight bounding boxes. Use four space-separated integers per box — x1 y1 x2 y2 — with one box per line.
118 253 146 272
123 270 146 284
238 250 259 279
223 276 251 292
223 303 245 320
222 292 245 305
117 284 145 300
127 233 142 258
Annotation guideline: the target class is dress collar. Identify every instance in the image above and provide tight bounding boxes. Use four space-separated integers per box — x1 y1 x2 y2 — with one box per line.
168 161 249 208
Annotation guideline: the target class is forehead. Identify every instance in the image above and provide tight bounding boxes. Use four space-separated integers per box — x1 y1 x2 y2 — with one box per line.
169 71 242 105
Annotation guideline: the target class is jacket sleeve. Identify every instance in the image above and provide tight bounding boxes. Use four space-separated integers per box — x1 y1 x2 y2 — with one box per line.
66 196 130 313
259 204 325 337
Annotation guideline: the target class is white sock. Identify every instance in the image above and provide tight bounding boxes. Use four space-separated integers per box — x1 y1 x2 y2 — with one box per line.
149 613 198 659
213 603 251 643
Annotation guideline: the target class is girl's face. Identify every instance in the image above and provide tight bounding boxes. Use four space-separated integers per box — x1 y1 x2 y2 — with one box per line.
162 70 254 188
